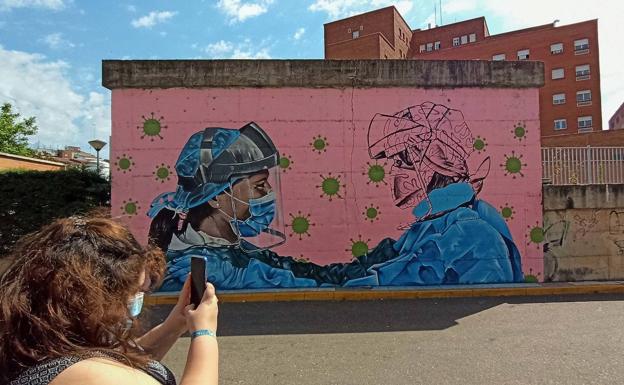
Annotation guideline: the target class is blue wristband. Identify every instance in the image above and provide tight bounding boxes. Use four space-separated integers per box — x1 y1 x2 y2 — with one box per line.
191 329 216 340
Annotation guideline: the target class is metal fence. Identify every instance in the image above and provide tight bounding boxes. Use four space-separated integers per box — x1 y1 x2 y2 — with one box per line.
542 147 624 185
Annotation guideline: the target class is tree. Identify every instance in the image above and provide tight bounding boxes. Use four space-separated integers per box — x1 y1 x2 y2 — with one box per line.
0 103 38 157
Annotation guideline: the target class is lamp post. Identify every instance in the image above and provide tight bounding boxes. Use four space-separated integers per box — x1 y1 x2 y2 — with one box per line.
88 139 107 175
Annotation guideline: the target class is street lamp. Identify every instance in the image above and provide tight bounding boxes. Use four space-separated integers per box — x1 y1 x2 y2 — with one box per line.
88 139 107 174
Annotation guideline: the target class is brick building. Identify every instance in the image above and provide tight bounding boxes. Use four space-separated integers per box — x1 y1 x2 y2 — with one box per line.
609 102 624 130
324 6 623 146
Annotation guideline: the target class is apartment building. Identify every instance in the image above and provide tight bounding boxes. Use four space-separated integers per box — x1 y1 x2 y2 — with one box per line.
324 6 619 146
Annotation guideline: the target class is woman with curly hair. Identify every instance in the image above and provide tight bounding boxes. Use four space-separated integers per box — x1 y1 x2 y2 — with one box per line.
0 217 219 385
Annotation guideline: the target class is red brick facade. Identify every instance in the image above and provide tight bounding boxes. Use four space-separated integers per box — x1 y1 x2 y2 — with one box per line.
609 102 624 130
324 7 616 146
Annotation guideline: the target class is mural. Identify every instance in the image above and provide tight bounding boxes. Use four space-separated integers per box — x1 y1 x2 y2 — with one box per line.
143 102 525 291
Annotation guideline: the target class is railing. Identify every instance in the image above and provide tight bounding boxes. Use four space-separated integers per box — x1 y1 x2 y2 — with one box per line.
542 147 624 185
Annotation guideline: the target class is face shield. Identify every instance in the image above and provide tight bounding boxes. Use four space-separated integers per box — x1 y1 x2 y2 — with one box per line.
224 168 286 251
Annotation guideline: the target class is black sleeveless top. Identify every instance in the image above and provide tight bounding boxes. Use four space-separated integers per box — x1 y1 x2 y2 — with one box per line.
8 352 177 385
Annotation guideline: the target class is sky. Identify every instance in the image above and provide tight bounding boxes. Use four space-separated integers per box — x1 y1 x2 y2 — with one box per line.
0 0 622 159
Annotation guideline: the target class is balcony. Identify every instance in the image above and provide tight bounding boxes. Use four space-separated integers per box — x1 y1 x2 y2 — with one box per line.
577 100 592 107
576 73 590 81
574 48 589 55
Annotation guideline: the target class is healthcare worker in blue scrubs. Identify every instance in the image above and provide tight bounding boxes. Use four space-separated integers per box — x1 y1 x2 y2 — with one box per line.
148 122 395 291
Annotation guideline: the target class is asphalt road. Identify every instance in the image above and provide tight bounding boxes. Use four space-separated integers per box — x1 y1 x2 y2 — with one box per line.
144 294 624 385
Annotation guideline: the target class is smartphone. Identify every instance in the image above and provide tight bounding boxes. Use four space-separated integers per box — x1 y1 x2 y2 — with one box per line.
190 257 206 308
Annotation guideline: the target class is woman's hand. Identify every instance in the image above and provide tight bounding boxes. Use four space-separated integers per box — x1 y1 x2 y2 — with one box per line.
184 281 218 333
163 274 192 336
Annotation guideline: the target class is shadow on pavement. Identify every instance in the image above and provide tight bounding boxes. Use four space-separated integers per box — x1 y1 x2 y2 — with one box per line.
142 293 624 336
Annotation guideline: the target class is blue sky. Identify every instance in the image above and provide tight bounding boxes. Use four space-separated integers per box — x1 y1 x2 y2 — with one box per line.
0 0 622 158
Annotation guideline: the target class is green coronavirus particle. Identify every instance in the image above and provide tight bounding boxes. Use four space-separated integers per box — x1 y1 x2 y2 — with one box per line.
138 112 166 141
279 155 293 172
116 154 133 173
310 135 328 154
286 211 314 240
363 161 387 186
363 204 381 222
473 136 487 153
527 223 545 249
347 236 371 258
153 163 172 182
318 173 345 200
501 151 527 178
524 268 541 283
512 123 527 141
121 200 140 216
500 204 515 220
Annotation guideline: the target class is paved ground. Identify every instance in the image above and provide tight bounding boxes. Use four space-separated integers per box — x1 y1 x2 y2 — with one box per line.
144 294 624 385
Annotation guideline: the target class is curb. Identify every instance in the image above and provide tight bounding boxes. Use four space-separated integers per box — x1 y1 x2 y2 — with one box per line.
145 282 624 305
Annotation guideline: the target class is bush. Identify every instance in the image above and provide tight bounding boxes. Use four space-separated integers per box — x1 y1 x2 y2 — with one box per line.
0 169 110 255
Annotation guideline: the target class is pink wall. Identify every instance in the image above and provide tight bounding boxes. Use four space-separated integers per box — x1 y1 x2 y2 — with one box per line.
111 87 543 282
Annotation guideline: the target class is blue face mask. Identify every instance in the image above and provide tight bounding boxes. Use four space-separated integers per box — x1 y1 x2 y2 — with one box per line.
127 292 144 318
229 191 276 237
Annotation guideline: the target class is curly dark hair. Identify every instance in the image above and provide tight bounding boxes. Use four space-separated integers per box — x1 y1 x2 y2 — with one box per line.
0 217 166 383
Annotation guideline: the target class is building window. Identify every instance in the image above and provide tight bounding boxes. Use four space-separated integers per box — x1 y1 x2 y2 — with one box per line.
399 49 403 58
550 42 563 54
426 42 433 52
576 90 592 106
460 35 468 44
576 64 590 80
352 30 359 39
452 37 460 46
517 49 530 60
419 44 426 53
492 53 506 61
434 41 441 50
360 25 363 31
553 93 566 105
554 119 567 130
552 68 565 80
469 33 476 43
578 116 593 131
574 38 589 54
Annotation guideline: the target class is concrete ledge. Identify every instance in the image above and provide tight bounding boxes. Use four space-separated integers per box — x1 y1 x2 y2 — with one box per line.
145 281 624 305
102 59 544 90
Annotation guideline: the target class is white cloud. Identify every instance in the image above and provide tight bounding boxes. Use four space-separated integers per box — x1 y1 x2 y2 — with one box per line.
201 39 271 59
216 0 274 23
40 32 75 49
131 10 176 28
308 0 412 19
0 0 66 10
293 27 305 40
126 4 136 12
0 46 110 153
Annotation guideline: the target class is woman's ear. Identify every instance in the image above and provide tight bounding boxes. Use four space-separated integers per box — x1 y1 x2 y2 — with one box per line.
208 198 220 209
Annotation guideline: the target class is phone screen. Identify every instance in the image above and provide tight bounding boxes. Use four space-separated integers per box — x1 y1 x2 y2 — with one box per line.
190 257 206 308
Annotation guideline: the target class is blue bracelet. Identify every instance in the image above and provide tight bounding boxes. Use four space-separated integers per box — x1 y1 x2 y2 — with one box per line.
191 329 216 340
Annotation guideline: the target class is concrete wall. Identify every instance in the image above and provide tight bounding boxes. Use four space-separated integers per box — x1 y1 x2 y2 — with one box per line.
0 152 65 171
543 184 624 281
104 60 544 290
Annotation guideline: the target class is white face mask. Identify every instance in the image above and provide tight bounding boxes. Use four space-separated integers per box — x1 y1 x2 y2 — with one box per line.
127 292 144 318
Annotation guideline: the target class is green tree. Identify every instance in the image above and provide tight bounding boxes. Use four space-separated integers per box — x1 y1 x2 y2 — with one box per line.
0 103 38 156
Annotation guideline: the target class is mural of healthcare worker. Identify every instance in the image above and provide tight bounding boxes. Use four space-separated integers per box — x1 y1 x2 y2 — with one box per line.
148 123 396 291
148 103 524 291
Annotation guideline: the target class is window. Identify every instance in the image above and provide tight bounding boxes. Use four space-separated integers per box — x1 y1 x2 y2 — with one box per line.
426 42 433 52
347 28 351 33
352 30 359 39
434 41 441 50
517 49 530 60
550 42 563 54
452 37 460 46
552 68 564 79
360 25 363 31
574 38 589 54
469 33 476 42
460 35 468 44
399 49 403 58
492 53 506 61
554 119 567 130
578 116 593 131
576 64 590 80
576 90 592 106
553 93 566 105
419 44 426 53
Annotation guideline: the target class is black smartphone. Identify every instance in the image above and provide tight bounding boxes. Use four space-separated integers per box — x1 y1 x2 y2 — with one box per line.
190 257 206 308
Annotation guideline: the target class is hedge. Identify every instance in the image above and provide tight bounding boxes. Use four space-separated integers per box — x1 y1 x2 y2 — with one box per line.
0 169 110 255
